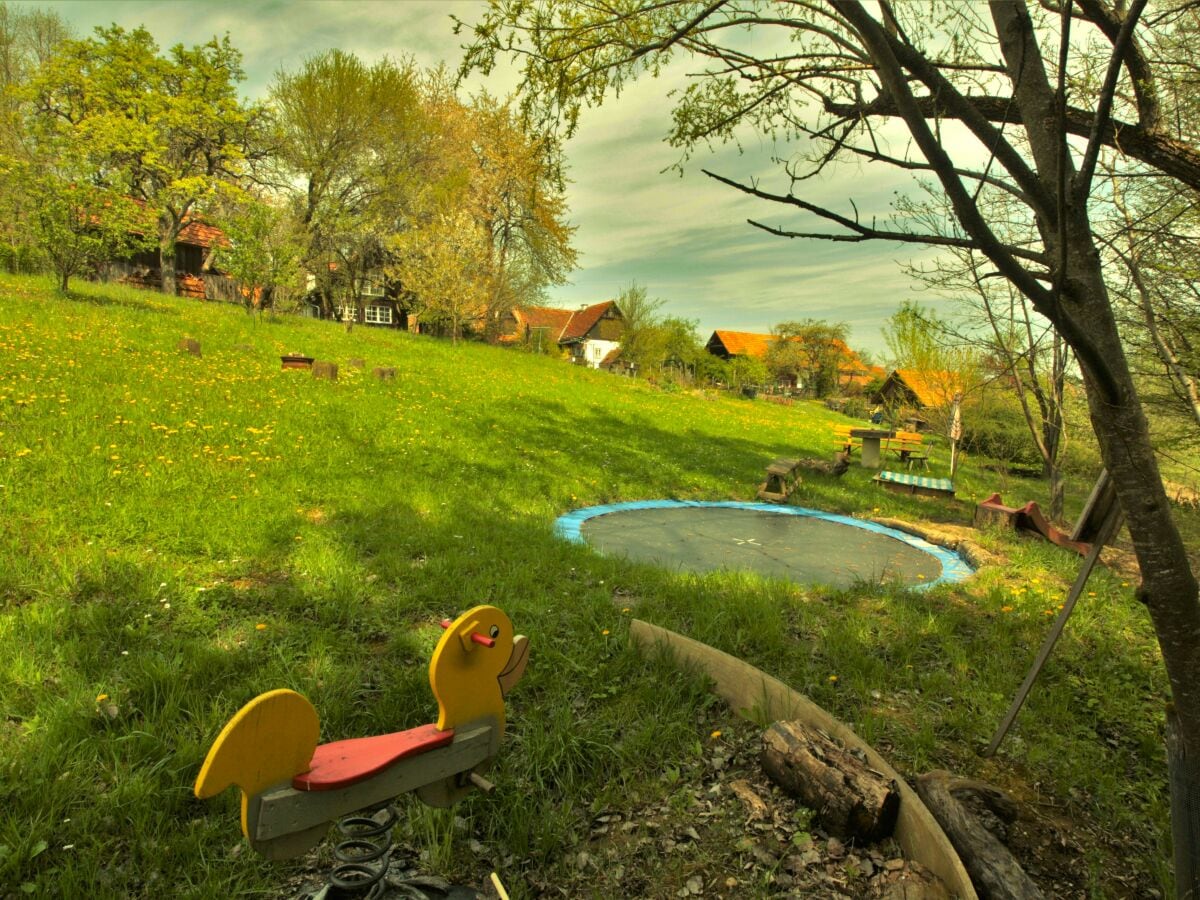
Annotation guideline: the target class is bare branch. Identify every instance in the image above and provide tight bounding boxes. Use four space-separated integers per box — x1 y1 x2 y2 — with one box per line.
703 167 1048 263
1076 0 1149 197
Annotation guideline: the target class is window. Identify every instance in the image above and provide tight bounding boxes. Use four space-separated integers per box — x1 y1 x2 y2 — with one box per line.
361 273 385 297
593 345 603 360
337 305 357 322
364 305 393 325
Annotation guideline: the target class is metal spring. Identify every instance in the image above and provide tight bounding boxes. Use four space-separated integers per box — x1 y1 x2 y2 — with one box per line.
326 801 398 898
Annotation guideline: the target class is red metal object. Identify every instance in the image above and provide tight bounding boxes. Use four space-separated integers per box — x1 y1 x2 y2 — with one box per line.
281 354 314 370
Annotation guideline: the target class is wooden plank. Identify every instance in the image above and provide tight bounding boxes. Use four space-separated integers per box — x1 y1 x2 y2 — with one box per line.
292 724 456 791
1070 470 1118 544
251 724 494 845
628 620 978 899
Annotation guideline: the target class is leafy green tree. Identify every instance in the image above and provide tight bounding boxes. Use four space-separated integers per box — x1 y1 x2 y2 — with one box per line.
610 281 666 375
26 25 263 294
0 2 70 271
694 351 730 387
462 93 578 337
390 206 490 344
729 354 769 391
271 50 425 320
766 320 849 397
0 154 152 291
213 195 305 313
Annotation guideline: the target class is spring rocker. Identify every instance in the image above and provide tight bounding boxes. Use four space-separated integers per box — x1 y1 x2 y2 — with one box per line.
194 605 529 882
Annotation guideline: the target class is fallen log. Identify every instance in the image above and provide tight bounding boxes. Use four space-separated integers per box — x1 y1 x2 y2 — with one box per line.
761 719 899 841
915 770 1043 900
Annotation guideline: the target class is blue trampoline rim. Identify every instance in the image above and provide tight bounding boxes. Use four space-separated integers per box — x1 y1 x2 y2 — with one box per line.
553 500 974 590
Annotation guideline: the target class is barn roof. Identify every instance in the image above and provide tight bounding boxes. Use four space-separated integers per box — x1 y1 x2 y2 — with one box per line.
177 220 229 250
515 301 619 343
887 369 963 407
708 330 775 357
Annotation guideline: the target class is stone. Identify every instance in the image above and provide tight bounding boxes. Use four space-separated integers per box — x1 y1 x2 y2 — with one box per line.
178 338 201 357
311 361 338 381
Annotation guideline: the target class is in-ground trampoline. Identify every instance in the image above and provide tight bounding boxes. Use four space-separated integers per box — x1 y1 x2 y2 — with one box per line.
555 501 973 590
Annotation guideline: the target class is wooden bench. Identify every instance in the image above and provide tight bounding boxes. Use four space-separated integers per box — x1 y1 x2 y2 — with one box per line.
758 457 802 502
831 424 862 456
881 431 929 471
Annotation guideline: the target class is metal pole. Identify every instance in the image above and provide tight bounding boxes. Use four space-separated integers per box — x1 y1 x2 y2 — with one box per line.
981 509 1123 757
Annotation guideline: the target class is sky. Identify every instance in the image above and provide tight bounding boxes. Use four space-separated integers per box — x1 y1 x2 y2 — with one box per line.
28 0 952 357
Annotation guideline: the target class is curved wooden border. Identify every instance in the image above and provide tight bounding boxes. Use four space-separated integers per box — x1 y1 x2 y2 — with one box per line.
629 619 978 900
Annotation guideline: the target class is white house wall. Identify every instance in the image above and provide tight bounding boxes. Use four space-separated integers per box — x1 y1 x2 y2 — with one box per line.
580 339 621 369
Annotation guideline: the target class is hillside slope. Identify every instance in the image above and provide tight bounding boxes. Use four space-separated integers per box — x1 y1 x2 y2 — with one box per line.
0 276 1175 897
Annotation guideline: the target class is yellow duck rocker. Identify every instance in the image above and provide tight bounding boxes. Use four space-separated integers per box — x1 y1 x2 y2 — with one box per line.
194 606 529 861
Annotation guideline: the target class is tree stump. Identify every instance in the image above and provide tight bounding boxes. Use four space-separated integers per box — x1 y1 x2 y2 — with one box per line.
373 366 396 381
312 361 338 381
348 357 365 369
915 771 1043 900
178 338 201 357
761 720 899 841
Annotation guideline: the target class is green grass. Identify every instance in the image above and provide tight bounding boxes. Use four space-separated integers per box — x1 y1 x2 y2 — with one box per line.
0 274 1190 897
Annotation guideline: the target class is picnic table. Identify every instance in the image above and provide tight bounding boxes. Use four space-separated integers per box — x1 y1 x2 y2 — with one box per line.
849 428 895 468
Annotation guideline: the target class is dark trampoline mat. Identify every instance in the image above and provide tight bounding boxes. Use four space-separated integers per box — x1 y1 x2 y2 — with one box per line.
580 505 944 588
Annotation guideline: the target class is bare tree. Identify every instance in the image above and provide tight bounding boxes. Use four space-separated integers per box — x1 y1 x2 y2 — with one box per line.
463 1 1200 760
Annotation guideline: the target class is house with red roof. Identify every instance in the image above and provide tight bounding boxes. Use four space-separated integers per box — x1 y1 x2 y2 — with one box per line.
109 217 237 301
705 329 880 393
500 301 625 368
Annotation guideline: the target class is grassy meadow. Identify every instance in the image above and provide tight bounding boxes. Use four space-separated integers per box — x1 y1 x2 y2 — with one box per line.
0 274 1190 897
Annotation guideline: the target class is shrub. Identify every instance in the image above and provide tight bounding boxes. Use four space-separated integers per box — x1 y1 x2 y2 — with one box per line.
841 396 868 419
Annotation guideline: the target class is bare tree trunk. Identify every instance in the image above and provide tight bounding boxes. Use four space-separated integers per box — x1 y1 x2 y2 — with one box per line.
1074 259 1200 754
158 212 179 296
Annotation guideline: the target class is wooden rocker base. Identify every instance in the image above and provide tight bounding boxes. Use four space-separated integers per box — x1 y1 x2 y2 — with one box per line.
875 470 955 498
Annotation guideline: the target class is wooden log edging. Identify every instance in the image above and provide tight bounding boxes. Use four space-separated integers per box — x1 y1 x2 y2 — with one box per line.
871 516 994 570
628 619 978 900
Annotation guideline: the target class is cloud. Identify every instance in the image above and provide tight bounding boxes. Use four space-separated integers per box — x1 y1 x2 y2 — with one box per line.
38 0 946 355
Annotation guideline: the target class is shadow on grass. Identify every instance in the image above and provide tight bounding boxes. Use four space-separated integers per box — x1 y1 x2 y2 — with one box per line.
0 469 1173 894
60 281 182 316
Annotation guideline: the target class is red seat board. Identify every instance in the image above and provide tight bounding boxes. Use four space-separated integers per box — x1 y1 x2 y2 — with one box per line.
292 724 455 791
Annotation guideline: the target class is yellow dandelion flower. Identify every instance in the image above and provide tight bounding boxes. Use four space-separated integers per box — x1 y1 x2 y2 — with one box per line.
95 693 109 703
710 730 722 740
601 629 610 636
255 623 267 631
828 674 838 682
1001 605 1014 613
